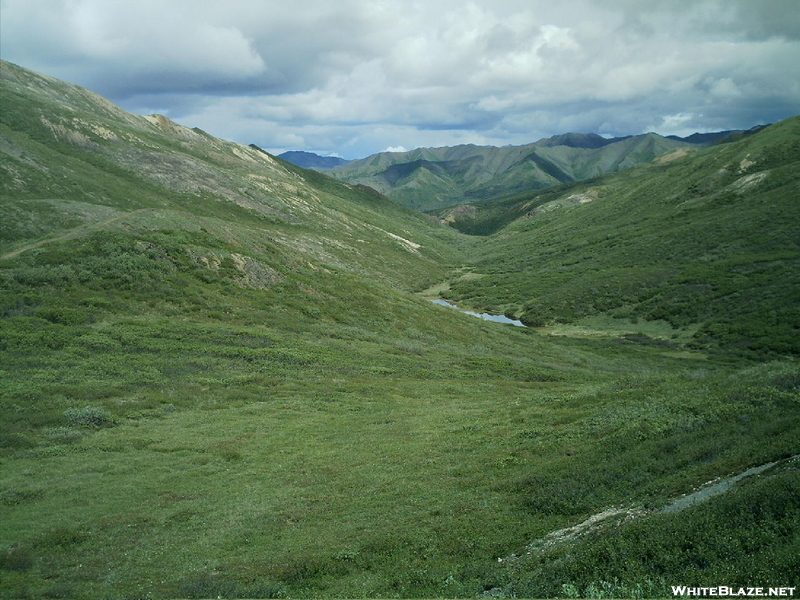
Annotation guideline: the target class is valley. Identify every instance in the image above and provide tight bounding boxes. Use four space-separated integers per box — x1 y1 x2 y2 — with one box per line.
1 60 798 599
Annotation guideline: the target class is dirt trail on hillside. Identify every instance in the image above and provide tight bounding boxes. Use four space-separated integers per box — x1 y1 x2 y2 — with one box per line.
1 208 150 260
658 459 784 513
499 454 799 564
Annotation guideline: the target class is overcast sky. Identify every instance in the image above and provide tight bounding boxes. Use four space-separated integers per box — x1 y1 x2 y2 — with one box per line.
2 0 799 158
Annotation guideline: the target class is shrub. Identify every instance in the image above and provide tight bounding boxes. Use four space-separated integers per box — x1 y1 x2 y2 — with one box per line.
63 406 113 428
35 307 92 326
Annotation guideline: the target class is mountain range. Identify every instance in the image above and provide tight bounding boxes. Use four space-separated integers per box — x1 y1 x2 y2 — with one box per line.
1 60 798 599
279 129 758 212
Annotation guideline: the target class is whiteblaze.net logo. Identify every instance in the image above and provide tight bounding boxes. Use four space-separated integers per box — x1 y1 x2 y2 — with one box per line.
672 587 797 597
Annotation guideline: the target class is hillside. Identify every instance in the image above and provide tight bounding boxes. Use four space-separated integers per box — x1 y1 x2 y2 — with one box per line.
439 116 800 357
1 61 798 599
0 60 463 289
328 133 704 211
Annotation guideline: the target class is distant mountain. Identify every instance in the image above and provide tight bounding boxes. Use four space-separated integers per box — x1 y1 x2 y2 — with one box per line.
277 150 351 169
666 126 765 145
329 133 706 211
667 131 738 144
533 132 631 148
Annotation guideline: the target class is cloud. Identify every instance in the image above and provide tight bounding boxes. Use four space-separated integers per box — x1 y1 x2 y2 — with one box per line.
2 1 267 87
1 0 798 157
646 112 713 138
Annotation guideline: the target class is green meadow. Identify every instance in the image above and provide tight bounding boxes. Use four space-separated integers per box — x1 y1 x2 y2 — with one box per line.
1 60 799 598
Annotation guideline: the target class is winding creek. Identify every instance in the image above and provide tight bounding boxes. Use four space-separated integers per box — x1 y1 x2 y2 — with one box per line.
427 298 526 327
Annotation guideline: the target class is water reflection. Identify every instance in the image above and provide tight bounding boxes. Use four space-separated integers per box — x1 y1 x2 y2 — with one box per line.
428 298 526 327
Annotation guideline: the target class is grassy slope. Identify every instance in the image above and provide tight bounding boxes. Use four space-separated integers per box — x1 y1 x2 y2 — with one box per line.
0 60 462 290
444 117 800 358
432 180 586 236
1 62 799 599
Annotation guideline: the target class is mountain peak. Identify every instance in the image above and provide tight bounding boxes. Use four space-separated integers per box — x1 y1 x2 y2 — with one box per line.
535 132 627 149
277 150 351 169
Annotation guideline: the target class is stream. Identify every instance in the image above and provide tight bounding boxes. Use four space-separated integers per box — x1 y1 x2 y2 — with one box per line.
427 298 526 327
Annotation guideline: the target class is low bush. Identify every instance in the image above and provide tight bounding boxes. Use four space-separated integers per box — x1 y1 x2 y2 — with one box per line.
63 406 113 428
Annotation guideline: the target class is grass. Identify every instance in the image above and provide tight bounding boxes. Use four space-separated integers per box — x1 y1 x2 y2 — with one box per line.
501 458 800 599
1 61 799 598
442 117 800 358
2 236 798 597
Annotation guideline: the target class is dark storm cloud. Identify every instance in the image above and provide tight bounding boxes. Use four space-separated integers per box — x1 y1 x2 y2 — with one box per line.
1 0 798 158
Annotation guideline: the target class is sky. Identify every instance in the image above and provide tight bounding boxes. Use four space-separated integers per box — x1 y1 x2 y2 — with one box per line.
2 0 799 159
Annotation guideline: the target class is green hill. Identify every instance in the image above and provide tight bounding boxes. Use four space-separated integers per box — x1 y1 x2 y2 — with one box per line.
329 133 701 211
0 60 463 288
1 61 798 599
440 116 800 357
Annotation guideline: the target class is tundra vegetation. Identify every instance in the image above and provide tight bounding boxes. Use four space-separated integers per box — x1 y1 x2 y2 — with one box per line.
0 60 798 599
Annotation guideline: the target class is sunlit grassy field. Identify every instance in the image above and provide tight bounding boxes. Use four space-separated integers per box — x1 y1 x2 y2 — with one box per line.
2 228 798 598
